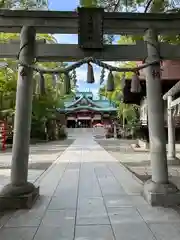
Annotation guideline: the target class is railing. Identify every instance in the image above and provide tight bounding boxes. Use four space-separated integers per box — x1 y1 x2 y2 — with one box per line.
140 116 180 127
140 119 148 125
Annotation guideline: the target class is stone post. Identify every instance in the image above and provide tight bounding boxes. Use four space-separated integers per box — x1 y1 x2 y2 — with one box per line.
0 26 39 211
113 122 117 139
143 29 180 206
167 96 176 161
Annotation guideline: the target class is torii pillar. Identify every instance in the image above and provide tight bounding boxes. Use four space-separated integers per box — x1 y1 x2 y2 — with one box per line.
143 29 180 206
0 26 39 210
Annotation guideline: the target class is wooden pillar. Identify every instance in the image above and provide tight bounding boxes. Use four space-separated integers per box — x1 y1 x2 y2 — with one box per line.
143 29 180 206
0 26 39 210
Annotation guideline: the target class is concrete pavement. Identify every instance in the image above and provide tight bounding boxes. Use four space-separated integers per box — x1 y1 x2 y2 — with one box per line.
0 136 180 239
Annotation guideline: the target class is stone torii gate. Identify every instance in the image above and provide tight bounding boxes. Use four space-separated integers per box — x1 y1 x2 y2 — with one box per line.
1 8 180 209
163 81 180 162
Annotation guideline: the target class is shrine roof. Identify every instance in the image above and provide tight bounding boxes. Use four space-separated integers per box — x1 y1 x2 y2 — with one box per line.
61 92 117 112
62 105 116 113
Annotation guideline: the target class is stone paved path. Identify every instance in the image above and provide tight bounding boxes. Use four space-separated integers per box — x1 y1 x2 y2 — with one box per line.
1 137 180 239
0 140 74 192
97 139 180 189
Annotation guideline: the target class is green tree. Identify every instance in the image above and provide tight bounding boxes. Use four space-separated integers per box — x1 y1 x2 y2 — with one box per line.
79 0 180 12
0 32 71 140
99 61 139 129
0 0 73 142
0 0 48 9
82 0 180 129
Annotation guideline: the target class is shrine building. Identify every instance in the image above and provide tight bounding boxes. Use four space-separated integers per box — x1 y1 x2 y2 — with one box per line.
58 91 117 128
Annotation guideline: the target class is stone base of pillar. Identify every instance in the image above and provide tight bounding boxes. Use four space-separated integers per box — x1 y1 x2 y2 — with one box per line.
143 179 180 207
167 156 180 165
0 182 39 211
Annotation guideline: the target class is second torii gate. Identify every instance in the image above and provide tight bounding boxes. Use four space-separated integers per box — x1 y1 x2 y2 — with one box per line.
163 81 180 162
1 8 180 209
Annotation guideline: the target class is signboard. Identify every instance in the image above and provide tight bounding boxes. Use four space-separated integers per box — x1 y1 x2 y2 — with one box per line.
78 7 104 49
77 116 91 120
67 117 76 120
93 114 101 120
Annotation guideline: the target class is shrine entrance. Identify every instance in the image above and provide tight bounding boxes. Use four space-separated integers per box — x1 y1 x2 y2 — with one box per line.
66 119 91 128
77 119 91 128
1 7 180 210
67 120 76 128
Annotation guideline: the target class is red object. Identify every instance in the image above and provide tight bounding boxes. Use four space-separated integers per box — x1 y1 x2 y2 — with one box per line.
2 122 6 151
93 123 104 127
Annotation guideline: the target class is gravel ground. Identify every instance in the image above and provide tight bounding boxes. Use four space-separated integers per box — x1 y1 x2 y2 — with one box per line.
0 139 74 170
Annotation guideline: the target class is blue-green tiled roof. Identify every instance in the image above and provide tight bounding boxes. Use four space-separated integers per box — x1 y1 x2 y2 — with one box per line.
62 106 116 112
60 91 117 112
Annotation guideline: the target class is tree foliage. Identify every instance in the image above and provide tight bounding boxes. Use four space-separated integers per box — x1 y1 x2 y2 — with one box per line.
0 0 48 9
0 32 69 111
99 61 139 127
0 0 74 140
81 0 180 129
0 31 72 140
80 0 180 12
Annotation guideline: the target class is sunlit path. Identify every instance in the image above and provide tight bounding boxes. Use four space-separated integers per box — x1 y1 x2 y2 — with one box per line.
1 134 180 240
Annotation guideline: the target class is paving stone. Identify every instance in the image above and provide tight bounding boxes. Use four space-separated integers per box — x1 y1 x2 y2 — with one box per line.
95 166 113 178
130 195 149 206
0 212 14 228
104 195 133 208
54 188 78 198
78 186 102 198
48 195 77 210
5 210 44 227
149 223 180 240
34 225 74 240
148 223 180 240
53 169 79 197
97 177 125 196
38 164 68 197
104 194 149 209
32 196 51 211
78 174 102 197
2 135 180 240
107 163 143 195
0 227 37 240
28 170 44 182
77 197 109 225
112 223 156 240
108 207 144 224
75 225 115 240
137 206 180 223
41 210 75 227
